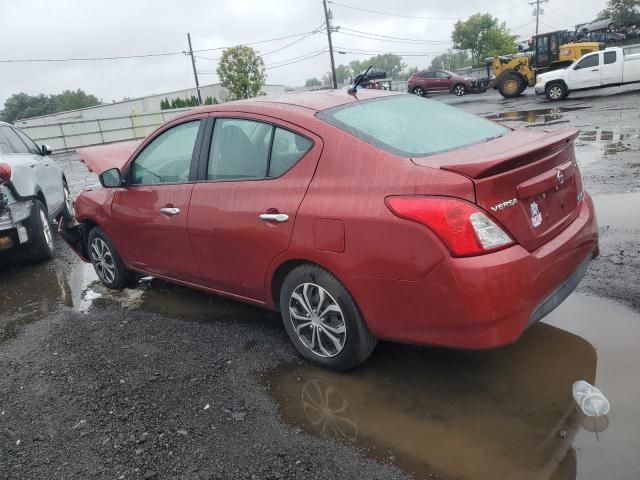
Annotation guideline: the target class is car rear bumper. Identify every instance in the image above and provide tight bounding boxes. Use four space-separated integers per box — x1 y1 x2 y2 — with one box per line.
350 193 599 349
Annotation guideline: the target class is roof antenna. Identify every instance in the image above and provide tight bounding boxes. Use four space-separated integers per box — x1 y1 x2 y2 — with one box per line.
348 65 372 97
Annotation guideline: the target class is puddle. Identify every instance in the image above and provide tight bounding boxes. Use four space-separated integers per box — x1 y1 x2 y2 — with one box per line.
592 192 640 230
1 246 273 342
486 106 588 126
264 294 640 480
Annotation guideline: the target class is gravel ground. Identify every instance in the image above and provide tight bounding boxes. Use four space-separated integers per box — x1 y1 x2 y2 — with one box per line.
1 86 640 480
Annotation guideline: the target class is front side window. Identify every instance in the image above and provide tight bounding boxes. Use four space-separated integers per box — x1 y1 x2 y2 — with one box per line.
435 71 450 79
604 51 617 65
318 95 507 158
207 119 272 181
576 54 599 69
0 126 29 154
269 128 312 177
130 121 200 185
13 128 41 155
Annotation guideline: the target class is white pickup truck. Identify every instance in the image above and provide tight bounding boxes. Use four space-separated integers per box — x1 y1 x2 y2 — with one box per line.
535 45 640 101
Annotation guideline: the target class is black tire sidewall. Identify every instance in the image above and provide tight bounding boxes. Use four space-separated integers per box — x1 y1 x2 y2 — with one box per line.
61 180 74 222
279 264 376 371
25 200 54 261
87 227 130 289
546 82 567 101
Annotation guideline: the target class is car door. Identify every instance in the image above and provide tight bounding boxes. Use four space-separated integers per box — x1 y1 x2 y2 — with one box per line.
435 71 451 90
421 71 437 90
109 118 205 284
601 50 620 85
188 115 322 301
13 127 64 213
569 53 601 89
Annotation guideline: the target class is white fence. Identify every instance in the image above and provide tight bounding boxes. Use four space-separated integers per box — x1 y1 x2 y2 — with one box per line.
19 108 194 152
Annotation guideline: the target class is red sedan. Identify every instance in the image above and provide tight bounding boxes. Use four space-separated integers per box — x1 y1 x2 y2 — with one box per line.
61 90 598 371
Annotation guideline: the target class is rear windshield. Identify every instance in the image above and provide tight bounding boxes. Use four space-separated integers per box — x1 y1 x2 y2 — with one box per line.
317 95 507 157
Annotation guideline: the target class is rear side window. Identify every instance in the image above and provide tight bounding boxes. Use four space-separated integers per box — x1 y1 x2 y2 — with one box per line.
604 51 617 64
0 126 29 154
269 128 312 177
208 119 272 181
317 95 507 158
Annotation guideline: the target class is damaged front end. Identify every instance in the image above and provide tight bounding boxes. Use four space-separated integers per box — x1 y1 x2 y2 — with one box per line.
58 217 90 262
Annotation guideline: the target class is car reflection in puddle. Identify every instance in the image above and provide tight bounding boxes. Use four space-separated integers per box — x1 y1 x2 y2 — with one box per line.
264 323 597 480
485 106 589 126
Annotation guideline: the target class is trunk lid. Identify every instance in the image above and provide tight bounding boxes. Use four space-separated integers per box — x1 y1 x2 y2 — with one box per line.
412 129 583 252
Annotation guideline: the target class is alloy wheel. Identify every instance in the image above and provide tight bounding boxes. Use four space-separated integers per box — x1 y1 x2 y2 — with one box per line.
454 85 465 96
90 237 116 284
39 209 53 250
549 85 563 100
289 283 347 358
413 87 425 97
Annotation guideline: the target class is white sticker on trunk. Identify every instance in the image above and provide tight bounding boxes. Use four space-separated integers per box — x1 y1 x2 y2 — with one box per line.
530 202 542 228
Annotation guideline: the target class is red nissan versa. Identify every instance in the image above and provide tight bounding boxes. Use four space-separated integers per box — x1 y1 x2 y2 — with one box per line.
61 90 598 371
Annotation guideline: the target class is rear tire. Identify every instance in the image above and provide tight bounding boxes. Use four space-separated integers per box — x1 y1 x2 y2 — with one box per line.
498 73 525 98
545 82 568 101
87 227 133 289
411 86 427 97
279 264 377 371
25 200 55 262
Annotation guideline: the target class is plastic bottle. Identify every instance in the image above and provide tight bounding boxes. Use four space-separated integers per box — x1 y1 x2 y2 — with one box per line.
573 381 610 417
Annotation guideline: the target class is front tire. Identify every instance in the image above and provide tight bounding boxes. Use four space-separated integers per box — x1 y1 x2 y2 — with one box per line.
452 84 466 96
545 82 568 101
498 73 525 98
279 264 377 371
25 200 55 262
88 227 133 289
61 180 75 222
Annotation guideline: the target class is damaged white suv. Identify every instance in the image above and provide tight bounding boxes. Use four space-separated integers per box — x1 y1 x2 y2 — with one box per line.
0 122 73 261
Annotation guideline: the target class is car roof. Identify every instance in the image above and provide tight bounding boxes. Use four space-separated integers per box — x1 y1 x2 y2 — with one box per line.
172 89 402 121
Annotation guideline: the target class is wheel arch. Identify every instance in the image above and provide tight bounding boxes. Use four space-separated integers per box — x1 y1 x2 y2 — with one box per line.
270 258 344 311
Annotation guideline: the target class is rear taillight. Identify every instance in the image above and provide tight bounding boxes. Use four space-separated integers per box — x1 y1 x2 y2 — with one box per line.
0 163 11 184
385 196 514 257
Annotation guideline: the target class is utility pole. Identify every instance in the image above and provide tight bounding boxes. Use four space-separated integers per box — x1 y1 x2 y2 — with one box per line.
529 0 546 36
322 0 338 89
187 33 202 105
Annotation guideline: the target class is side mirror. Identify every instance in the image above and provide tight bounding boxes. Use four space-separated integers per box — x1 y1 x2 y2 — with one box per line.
99 168 124 188
41 145 52 156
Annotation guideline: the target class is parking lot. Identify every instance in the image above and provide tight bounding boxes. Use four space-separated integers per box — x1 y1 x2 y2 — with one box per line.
2 87 640 479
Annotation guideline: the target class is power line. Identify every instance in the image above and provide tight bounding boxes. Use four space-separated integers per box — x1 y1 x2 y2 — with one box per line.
0 29 322 63
265 50 329 69
334 46 447 56
328 0 520 21
260 23 325 56
337 29 451 44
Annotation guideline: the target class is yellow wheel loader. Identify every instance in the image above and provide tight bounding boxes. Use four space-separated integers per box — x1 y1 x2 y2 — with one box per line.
490 31 601 98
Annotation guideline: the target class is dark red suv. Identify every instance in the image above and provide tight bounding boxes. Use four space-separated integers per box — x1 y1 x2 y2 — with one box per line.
408 69 481 97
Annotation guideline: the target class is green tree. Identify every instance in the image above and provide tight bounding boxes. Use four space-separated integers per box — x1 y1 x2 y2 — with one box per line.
204 96 214 105
305 77 323 87
429 51 473 71
349 54 407 80
599 0 640 26
452 13 517 65
0 90 100 123
216 46 266 100
212 97 219 104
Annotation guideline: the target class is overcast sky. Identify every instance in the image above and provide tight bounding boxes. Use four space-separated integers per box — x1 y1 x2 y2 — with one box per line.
0 0 606 105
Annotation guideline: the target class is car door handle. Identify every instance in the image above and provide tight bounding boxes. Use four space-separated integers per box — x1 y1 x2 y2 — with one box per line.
160 207 180 216
591 68 599 71
259 213 289 222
